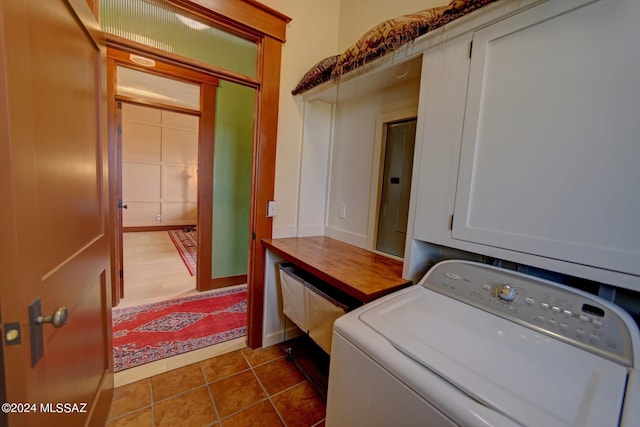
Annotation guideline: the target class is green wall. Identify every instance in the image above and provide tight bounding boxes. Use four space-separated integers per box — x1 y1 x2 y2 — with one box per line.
211 81 254 278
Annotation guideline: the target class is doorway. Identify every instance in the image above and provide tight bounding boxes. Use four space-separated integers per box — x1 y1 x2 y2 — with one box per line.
119 99 200 306
374 118 417 258
108 48 219 306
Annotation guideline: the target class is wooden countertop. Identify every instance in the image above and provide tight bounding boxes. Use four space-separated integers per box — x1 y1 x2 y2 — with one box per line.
262 236 412 303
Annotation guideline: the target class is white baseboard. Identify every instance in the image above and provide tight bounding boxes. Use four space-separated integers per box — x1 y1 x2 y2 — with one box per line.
262 327 303 348
324 226 368 248
297 224 325 237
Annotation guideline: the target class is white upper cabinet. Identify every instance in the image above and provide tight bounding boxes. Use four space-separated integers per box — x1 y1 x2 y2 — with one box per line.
412 34 472 245
452 0 640 279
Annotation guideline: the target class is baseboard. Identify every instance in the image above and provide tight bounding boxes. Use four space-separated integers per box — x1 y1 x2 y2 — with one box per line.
297 224 324 237
201 274 247 290
124 224 195 232
324 226 368 248
263 326 303 348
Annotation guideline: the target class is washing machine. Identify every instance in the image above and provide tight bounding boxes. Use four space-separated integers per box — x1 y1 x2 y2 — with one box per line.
326 260 640 426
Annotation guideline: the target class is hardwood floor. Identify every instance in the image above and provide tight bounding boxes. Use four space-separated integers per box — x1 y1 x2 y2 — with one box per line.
114 231 246 387
118 231 197 309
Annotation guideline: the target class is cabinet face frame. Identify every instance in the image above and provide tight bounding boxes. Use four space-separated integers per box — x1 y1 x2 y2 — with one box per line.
451 0 640 280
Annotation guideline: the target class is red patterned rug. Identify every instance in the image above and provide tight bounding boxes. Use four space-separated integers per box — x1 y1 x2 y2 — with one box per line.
168 229 197 276
112 286 246 372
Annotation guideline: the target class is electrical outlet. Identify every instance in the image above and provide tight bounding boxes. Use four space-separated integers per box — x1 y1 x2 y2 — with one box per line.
156 214 161 222
338 203 347 219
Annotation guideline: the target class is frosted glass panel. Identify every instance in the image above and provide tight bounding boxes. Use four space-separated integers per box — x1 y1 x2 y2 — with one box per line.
117 66 200 110
101 0 258 77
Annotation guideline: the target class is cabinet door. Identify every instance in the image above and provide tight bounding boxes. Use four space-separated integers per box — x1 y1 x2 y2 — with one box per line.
413 34 472 244
453 0 640 276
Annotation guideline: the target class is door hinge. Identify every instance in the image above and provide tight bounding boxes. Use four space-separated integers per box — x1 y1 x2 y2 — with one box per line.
252 232 256 240
468 40 473 59
448 214 454 230
117 124 122 137
119 269 124 279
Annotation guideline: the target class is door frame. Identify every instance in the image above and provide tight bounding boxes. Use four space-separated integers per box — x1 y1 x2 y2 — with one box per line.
107 47 219 304
367 108 418 255
104 0 290 349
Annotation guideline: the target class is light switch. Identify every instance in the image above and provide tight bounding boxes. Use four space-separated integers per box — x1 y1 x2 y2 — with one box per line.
267 200 277 217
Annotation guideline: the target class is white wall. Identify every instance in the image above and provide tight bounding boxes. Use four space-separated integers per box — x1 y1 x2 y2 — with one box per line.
258 0 340 238
259 0 447 238
257 0 445 347
325 78 421 247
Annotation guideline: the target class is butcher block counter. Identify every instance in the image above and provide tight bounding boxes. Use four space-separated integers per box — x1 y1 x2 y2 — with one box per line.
262 236 413 303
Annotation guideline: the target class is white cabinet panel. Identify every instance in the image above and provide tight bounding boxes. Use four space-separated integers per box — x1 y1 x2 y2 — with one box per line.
453 0 640 276
413 34 472 245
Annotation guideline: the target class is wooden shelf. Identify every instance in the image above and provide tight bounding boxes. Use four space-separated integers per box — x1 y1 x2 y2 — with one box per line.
262 236 412 303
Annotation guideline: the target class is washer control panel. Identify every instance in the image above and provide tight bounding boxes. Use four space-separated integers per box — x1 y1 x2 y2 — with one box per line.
422 261 634 366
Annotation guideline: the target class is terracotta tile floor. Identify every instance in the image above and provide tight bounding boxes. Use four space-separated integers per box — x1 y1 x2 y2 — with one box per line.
107 343 327 427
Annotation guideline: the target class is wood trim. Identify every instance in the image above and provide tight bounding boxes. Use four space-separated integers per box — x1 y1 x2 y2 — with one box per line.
196 83 216 292
246 35 282 348
123 225 195 232
107 46 220 86
106 35 260 89
211 274 248 288
104 2 288 350
108 46 218 302
114 95 201 117
85 0 99 20
107 57 122 307
175 0 291 43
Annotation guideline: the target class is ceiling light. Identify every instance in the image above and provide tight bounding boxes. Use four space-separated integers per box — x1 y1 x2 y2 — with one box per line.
176 14 209 31
129 54 156 67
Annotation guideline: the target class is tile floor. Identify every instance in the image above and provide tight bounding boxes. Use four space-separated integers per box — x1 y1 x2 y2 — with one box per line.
112 231 329 425
107 343 327 427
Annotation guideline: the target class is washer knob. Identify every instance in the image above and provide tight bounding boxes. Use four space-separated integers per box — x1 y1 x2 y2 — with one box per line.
497 284 517 302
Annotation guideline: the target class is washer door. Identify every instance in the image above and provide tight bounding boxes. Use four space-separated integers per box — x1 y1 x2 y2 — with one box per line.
358 286 628 427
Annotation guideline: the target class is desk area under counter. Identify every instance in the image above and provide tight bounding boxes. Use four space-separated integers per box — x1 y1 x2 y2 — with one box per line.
261 236 413 352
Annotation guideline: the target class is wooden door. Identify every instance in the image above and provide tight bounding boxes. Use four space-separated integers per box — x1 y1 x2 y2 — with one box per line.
0 0 112 425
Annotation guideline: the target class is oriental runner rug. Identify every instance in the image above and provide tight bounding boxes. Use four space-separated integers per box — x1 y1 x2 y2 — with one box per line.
168 229 197 276
112 286 247 372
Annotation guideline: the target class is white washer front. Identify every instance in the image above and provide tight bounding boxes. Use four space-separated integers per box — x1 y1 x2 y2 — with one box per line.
326 261 640 427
